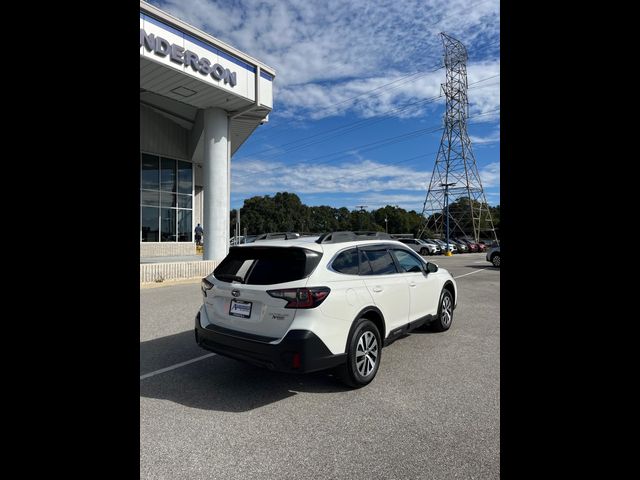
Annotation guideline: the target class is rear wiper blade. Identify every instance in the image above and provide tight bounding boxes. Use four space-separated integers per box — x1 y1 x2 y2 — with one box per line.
214 274 245 283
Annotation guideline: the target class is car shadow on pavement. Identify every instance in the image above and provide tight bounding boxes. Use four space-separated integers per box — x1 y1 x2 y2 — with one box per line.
140 330 351 412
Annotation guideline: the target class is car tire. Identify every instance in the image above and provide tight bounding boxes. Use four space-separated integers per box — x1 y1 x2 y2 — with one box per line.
428 289 454 332
420 248 429 256
492 254 500 267
335 318 382 388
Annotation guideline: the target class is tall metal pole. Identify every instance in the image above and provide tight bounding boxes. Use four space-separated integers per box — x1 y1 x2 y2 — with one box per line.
442 182 455 256
446 187 449 254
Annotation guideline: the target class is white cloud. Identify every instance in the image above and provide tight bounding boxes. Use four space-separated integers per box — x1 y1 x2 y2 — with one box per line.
232 158 431 194
153 0 500 119
479 162 500 187
352 194 431 211
471 128 500 145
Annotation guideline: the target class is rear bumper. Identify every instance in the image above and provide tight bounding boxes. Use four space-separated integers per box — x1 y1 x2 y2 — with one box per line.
195 312 346 374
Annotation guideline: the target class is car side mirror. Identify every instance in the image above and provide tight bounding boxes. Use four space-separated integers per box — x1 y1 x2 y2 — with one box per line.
425 262 438 273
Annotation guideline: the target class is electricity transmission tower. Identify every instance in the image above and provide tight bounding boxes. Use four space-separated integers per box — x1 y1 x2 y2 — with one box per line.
418 33 498 243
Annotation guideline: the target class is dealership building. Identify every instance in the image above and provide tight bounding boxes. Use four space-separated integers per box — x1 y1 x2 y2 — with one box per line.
140 1 275 263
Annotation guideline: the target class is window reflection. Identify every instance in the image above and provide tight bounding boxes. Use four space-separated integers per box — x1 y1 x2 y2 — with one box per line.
178 210 192 242
141 154 159 190
178 161 192 194
160 208 177 242
161 192 177 208
141 207 159 242
140 153 193 242
160 158 176 192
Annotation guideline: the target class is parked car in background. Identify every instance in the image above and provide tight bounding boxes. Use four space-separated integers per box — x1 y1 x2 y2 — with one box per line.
420 239 442 254
455 238 477 253
230 236 247 246
433 239 457 253
486 245 500 267
449 239 468 253
397 238 440 255
195 231 458 387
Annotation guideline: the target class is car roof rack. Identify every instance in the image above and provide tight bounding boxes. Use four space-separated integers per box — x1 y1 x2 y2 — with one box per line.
315 231 394 244
254 232 300 240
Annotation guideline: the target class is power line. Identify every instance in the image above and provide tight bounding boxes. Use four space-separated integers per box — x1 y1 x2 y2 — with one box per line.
239 63 445 148
230 113 500 209
236 73 499 161
311 66 442 114
297 114 500 183
232 108 500 180
248 34 498 143
249 63 441 139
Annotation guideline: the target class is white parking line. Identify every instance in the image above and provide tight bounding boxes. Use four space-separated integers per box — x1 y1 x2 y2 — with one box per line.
454 267 491 279
140 353 216 380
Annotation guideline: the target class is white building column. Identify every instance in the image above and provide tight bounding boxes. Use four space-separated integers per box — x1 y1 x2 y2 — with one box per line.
202 108 229 262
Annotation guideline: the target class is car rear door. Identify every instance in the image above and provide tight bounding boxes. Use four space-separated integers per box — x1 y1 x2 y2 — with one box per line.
359 245 410 333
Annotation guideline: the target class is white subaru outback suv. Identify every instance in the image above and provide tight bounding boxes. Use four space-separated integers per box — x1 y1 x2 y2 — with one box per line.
195 231 457 387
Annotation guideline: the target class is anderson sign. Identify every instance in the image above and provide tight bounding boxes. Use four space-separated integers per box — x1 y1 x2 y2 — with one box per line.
140 28 237 87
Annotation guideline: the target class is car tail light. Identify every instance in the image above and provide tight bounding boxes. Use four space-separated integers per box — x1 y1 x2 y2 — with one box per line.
201 277 214 296
267 287 331 309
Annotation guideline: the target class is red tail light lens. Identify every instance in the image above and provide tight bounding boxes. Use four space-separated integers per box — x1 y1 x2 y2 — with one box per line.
201 277 214 296
267 287 331 309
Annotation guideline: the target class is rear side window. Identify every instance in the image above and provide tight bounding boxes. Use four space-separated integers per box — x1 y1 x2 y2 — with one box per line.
332 248 359 275
362 249 398 275
214 247 322 285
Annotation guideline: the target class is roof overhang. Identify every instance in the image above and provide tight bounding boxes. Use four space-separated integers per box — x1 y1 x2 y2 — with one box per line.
139 1 275 158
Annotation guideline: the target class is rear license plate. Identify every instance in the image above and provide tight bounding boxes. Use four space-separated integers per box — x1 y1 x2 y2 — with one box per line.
229 299 252 318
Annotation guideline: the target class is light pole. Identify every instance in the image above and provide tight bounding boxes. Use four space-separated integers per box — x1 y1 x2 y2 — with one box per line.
442 182 456 256
384 216 388 233
355 205 368 231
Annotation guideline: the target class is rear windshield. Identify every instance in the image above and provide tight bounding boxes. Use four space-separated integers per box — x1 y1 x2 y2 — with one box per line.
213 246 322 285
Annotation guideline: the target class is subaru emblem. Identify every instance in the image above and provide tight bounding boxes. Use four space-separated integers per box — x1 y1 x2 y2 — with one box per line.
231 290 240 297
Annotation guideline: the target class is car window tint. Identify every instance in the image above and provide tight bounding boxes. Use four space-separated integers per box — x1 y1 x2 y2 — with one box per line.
359 249 373 275
332 248 359 275
363 249 398 275
391 249 424 273
214 247 321 285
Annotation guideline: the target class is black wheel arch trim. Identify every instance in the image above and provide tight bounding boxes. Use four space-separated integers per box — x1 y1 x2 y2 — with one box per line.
442 280 456 309
345 306 386 352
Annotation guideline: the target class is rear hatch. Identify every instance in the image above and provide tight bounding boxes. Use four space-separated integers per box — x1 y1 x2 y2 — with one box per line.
202 246 323 340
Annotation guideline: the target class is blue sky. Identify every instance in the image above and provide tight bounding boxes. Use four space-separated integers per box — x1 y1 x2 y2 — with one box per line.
149 0 500 212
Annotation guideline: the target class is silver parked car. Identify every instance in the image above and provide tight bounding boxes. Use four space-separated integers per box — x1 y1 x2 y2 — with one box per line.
397 238 440 255
432 239 457 253
486 245 500 267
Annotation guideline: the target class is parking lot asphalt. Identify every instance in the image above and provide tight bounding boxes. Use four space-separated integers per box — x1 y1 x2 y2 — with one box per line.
140 252 499 479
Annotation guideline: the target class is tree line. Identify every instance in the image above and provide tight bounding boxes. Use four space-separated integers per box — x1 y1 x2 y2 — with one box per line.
231 192 500 239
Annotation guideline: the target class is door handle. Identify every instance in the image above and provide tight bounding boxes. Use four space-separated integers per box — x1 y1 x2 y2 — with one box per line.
372 286 383 293
409 282 417 287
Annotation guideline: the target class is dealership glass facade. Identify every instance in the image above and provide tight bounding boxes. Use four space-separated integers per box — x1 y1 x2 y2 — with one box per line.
140 153 193 242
